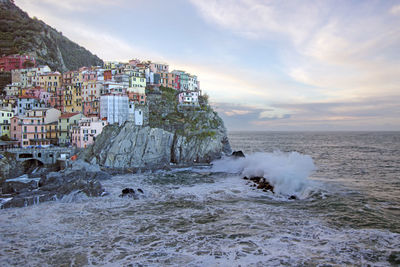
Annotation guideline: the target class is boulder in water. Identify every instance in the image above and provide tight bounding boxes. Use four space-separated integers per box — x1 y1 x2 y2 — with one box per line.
243 176 274 193
232 151 245 158
119 188 136 198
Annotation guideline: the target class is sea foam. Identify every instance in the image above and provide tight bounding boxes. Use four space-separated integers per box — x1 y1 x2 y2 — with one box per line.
211 151 316 196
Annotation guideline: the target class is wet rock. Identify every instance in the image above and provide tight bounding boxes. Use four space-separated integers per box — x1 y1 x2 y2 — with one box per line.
2 176 40 194
1 163 107 209
249 176 262 183
256 178 274 193
243 176 274 193
119 188 137 198
388 251 400 265
232 151 245 158
289 195 297 200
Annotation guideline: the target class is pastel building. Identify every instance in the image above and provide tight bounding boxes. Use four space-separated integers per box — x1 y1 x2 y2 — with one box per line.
20 108 61 147
127 87 146 105
71 117 108 148
39 91 53 105
58 113 84 146
10 116 23 143
82 80 102 102
17 96 43 115
4 83 20 97
49 87 65 112
83 100 99 117
178 91 200 106
100 94 129 125
0 109 13 137
149 62 169 73
129 71 146 89
172 70 200 92
39 72 62 93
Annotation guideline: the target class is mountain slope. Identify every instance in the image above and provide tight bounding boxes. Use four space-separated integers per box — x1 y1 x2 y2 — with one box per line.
0 0 103 71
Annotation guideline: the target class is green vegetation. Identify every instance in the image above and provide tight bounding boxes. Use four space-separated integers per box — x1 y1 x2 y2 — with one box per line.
149 86 220 141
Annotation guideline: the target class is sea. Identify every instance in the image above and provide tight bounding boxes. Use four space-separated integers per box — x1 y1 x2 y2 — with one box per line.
0 131 399 266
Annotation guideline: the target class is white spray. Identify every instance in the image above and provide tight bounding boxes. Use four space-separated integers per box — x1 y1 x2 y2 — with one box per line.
211 151 316 197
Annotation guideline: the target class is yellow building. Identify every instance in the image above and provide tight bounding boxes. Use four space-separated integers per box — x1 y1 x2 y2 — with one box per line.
0 109 14 137
72 72 83 113
129 71 146 89
39 72 62 93
64 84 74 112
45 121 58 145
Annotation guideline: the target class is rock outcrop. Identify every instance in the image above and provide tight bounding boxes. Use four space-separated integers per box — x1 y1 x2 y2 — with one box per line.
81 87 232 170
81 122 231 170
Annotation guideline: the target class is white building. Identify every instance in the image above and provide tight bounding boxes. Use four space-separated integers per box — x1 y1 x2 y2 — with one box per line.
178 91 200 106
4 83 20 97
100 94 129 125
134 109 144 126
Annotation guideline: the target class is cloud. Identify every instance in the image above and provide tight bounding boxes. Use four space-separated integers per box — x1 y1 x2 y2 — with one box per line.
189 0 322 44
16 0 126 12
390 4 400 15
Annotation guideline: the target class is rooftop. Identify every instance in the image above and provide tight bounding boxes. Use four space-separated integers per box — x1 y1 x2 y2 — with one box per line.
60 112 80 119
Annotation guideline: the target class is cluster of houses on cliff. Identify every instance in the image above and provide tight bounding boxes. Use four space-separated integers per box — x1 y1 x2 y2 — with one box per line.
0 54 201 148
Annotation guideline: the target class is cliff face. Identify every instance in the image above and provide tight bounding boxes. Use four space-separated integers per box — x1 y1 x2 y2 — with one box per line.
0 0 103 72
81 88 231 169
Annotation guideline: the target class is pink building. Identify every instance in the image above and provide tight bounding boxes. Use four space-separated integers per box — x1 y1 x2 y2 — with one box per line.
82 71 97 82
83 100 99 117
24 87 45 99
20 108 61 147
71 117 108 148
10 116 23 145
49 87 64 111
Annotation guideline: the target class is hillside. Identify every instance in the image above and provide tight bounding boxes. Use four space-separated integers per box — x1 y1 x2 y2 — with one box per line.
0 0 103 72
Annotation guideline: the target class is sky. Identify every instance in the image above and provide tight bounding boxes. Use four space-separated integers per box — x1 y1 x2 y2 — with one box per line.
14 0 400 131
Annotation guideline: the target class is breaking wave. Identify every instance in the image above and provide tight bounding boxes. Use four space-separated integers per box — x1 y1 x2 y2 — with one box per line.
211 151 316 197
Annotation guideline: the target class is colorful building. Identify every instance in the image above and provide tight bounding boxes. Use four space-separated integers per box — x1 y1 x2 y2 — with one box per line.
149 62 169 73
0 109 13 137
0 54 36 71
20 108 61 147
58 113 83 146
127 87 146 105
82 80 102 102
178 91 200 106
71 117 108 148
39 72 62 93
129 71 146 89
4 83 20 97
17 96 42 115
10 116 22 143
83 100 99 117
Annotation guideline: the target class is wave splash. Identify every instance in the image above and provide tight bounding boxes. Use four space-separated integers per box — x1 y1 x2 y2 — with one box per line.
211 151 316 197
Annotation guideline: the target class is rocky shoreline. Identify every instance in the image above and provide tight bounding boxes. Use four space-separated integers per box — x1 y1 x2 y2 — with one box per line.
0 160 110 209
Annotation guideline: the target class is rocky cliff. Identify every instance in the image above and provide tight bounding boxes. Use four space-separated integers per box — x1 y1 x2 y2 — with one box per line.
0 0 103 72
81 87 231 170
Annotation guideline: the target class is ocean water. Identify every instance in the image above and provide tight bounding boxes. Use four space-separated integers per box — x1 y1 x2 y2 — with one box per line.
1 131 399 266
